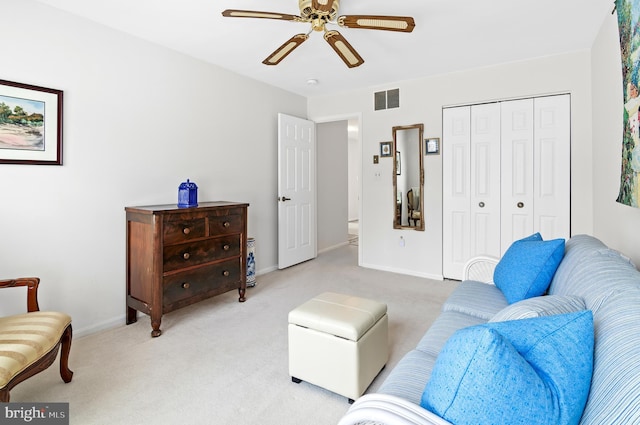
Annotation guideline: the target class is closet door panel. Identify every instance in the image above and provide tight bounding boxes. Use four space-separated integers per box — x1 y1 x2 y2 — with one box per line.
470 103 501 259
534 95 571 241
501 99 534 253
443 106 471 280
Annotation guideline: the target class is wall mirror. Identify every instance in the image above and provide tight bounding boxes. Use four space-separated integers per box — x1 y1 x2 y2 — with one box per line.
393 123 424 230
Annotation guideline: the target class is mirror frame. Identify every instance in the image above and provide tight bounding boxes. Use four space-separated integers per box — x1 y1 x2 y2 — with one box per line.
392 123 425 231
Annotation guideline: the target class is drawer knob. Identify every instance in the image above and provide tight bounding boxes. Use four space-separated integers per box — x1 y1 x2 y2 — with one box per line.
223 221 230 228
182 282 190 289
222 270 230 277
183 252 191 260
183 227 191 235
517 202 524 208
223 244 230 251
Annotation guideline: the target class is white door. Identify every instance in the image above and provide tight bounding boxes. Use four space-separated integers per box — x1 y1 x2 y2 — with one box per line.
278 113 317 269
501 98 535 253
443 106 471 280
533 94 571 240
470 103 502 260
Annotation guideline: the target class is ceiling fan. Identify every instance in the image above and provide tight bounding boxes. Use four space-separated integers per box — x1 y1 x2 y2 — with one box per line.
221 0 416 68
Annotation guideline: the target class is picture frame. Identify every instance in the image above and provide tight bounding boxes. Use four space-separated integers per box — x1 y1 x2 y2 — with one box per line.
380 141 392 157
395 151 401 175
425 137 440 155
0 79 63 165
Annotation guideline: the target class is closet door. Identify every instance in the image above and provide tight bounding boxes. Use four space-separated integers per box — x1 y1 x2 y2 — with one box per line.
470 103 502 260
442 95 570 280
534 95 570 240
501 99 535 254
442 106 471 280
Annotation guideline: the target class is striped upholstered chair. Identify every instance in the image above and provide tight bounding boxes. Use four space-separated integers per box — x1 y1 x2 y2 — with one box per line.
0 277 73 401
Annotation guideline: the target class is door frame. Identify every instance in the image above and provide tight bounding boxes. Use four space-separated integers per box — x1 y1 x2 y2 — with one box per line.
310 112 363 266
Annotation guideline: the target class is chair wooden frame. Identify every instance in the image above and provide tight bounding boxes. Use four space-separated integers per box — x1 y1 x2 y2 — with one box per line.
0 277 73 402
407 189 421 227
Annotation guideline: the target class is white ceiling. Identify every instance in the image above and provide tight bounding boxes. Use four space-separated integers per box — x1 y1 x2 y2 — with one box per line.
35 0 614 97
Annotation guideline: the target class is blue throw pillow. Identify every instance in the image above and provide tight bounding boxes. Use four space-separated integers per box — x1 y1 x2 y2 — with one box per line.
420 311 594 425
494 233 565 303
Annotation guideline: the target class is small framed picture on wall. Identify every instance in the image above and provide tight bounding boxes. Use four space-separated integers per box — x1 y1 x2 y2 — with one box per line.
380 141 393 157
425 137 440 155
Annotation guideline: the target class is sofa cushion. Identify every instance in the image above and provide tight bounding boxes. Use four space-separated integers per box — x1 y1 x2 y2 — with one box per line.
489 294 585 322
547 234 606 294
442 281 508 321
416 310 486 357
420 311 594 425
377 349 438 406
493 233 565 304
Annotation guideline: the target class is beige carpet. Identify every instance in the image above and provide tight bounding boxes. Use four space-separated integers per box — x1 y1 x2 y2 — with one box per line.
11 245 458 425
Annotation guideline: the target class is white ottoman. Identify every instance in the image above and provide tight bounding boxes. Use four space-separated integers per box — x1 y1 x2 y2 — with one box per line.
288 292 388 402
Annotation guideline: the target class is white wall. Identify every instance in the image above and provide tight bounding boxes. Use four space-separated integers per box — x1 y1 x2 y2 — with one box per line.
317 120 348 252
309 52 594 279
592 12 640 267
348 120 360 222
0 0 306 336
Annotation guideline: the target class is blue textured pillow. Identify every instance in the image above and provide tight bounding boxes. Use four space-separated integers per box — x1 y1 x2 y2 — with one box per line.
421 311 594 425
494 233 565 303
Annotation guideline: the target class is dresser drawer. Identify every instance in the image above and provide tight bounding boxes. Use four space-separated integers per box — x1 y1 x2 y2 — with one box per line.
163 216 207 245
163 236 241 272
209 214 243 235
163 259 241 308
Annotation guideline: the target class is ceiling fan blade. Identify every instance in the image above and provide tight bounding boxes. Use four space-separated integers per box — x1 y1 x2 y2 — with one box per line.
324 30 364 68
263 34 309 66
312 0 336 13
338 15 416 32
222 9 303 22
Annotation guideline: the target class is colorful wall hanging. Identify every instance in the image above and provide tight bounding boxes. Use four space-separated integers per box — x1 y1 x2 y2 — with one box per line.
616 0 640 208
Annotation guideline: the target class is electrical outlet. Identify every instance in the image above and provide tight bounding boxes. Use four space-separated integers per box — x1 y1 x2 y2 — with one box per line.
373 155 379 164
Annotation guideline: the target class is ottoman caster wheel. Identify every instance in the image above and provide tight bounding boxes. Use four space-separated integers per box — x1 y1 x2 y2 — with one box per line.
292 377 302 384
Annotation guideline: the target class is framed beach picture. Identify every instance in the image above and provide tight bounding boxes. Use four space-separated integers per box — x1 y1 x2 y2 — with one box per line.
0 79 63 165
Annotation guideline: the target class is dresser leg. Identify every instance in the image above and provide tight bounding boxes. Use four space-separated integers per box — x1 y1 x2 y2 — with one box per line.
126 307 137 325
238 287 246 303
150 316 162 337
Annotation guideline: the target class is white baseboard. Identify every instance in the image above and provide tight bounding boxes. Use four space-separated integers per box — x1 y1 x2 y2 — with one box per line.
74 315 126 339
360 262 444 281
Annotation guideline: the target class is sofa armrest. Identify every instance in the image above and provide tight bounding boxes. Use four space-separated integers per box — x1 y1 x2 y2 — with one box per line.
337 394 453 425
462 256 499 284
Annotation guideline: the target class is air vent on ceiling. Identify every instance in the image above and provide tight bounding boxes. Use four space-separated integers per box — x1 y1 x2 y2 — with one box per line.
374 89 400 111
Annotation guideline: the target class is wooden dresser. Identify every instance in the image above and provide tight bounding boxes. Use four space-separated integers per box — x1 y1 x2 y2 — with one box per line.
125 202 249 337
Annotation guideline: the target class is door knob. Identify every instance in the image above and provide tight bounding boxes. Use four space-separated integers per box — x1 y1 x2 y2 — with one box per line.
517 202 524 208
479 202 485 208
